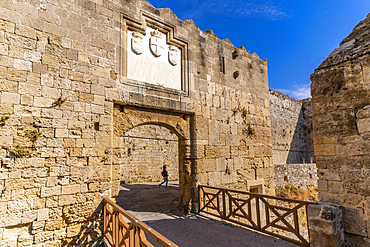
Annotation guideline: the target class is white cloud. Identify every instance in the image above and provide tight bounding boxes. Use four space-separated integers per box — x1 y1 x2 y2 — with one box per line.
276 83 311 100
179 0 290 21
208 0 289 20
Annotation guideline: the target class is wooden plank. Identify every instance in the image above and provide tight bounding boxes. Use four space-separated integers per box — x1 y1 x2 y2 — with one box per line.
130 228 135 247
222 190 226 218
293 209 299 235
135 227 140 247
256 196 261 229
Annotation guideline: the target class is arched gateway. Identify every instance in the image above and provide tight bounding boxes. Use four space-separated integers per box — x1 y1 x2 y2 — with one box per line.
113 105 195 211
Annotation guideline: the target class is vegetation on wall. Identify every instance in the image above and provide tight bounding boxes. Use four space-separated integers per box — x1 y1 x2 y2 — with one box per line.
10 146 30 157
25 129 42 143
53 94 67 107
277 181 318 202
0 115 11 126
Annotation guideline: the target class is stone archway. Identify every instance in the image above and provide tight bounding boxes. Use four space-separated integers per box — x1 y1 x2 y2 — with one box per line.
112 104 195 211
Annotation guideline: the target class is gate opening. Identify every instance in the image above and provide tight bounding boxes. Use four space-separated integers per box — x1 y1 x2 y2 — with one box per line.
115 124 181 217
121 125 179 183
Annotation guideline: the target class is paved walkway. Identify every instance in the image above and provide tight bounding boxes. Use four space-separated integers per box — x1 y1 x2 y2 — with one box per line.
115 182 299 247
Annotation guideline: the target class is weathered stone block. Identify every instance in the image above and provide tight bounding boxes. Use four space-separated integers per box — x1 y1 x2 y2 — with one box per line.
8 199 33 212
0 213 22 227
62 184 80 195
1 92 20 104
197 159 216 173
55 129 68 138
343 207 368 236
66 224 81 238
308 203 344 247
18 235 33 247
14 58 32 71
318 179 328 191
208 172 222 186
357 105 370 119
22 210 37 224
37 208 49 222
0 43 8 55
34 231 53 244
0 237 17 247
315 144 335 156
328 181 344 194
40 186 61 198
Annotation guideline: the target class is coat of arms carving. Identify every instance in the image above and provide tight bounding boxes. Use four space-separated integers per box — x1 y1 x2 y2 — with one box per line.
150 29 164 57
131 32 144 55
169 45 179 66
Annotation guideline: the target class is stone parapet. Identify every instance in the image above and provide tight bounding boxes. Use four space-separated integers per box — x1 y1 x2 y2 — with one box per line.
308 202 344 247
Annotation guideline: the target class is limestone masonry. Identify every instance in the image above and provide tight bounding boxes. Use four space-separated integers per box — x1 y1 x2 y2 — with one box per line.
310 13 370 247
0 0 276 245
269 89 315 165
274 163 317 190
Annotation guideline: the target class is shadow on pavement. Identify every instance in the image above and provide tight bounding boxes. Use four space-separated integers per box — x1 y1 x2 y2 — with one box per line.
115 181 180 214
115 182 299 247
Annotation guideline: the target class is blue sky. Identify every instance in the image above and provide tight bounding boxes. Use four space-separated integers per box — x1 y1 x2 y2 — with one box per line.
148 0 370 99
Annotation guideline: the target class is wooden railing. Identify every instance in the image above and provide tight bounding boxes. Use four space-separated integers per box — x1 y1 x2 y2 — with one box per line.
103 198 179 247
198 185 316 247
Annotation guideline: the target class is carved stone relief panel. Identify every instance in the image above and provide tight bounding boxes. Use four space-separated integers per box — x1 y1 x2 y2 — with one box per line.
127 26 182 90
169 45 179 66
131 32 144 55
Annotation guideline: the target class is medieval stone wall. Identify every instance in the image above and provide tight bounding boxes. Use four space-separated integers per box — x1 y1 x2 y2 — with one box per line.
269 89 315 164
0 0 273 245
274 163 317 189
310 13 370 246
119 125 179 183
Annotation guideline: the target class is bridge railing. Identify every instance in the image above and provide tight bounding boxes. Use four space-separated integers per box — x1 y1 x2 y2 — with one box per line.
103 198 179 247
198 185 316 247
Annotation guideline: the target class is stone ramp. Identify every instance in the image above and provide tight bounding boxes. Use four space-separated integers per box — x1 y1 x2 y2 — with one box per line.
116 182 299 247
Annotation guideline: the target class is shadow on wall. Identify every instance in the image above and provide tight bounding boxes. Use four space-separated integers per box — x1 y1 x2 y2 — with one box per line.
62 201 104 246
286 104 315 164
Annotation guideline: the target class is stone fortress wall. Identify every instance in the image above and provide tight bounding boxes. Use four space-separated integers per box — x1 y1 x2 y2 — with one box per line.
0 0 273 245
274 163 317 189
269 89 315 165
309 13 370 246
120 125 179 183
122 89 318 189
269 89 317 190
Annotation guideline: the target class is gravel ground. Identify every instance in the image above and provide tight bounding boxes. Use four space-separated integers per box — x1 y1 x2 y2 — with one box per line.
115 182 299 247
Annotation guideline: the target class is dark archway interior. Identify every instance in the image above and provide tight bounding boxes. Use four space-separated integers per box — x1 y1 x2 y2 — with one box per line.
115 124 183 217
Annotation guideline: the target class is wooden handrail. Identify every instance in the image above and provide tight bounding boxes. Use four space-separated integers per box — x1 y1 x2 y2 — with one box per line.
198 185 316 247
199 185 316 205
103 198 179 247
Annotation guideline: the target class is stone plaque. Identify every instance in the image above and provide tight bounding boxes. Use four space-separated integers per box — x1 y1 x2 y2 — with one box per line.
126 26 182 90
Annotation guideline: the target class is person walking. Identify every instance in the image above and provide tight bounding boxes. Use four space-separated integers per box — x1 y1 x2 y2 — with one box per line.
159 165 169 188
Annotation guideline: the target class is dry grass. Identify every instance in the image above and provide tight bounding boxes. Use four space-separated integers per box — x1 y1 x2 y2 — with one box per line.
277 182 319 202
